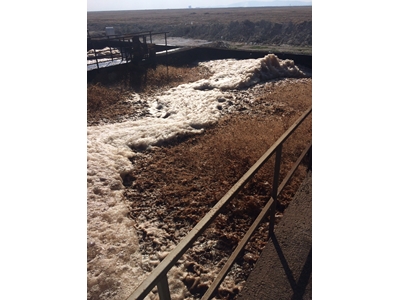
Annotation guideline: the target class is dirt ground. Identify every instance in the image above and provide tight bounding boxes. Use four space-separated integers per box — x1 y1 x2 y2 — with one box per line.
87 7 312 26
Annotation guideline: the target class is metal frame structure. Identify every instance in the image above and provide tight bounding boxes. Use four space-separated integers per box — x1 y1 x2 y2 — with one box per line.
87 30 169 70
126 106 312 300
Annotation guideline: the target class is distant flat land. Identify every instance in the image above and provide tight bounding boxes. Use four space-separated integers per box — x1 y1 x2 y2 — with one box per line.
87 6 312 54
87 6 311 26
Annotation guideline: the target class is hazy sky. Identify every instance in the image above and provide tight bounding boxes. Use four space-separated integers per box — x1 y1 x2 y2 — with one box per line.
87 0 311 12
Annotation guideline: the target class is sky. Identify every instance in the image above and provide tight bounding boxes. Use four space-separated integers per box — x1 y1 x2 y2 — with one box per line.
87 0 311 12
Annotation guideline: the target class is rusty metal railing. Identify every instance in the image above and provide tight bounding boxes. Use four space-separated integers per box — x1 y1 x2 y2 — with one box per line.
127 106 312 300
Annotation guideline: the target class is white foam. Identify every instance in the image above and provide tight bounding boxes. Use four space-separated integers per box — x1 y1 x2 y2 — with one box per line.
87 48 122 65
87 54 307 299
195 54 306 90
87 47 121 59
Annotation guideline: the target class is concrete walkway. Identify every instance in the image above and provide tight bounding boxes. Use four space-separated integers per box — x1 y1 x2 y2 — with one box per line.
237 171 312 300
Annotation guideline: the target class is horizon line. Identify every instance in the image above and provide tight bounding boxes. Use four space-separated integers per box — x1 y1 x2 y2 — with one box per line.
87 4 312 13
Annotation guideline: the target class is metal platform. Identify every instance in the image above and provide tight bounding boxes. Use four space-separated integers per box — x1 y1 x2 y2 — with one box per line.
87 30 173 72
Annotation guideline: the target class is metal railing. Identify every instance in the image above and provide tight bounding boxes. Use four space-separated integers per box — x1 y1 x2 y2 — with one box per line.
87 31 170 70
127 106 312 300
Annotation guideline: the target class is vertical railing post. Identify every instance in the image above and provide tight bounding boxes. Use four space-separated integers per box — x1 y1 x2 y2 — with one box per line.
93 48 99 70
107 36 114 61
165 32 169 82
157 274 171 300
130 37 134 62
269 144 282 237
307 145 312 171
122 37 126 62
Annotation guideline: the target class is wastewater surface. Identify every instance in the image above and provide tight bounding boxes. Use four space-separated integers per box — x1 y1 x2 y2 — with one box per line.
87 54 309 300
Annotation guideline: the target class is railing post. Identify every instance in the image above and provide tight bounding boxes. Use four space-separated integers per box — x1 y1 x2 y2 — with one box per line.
130 37 134 62
107 36 114 61
269 144 282 237
157 275 171 300
122 37 126 62
93 48 99 70
165 32 169 82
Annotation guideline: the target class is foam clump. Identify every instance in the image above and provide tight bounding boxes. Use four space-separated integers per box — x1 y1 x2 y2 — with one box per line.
194 54 306 91
87 47 121 59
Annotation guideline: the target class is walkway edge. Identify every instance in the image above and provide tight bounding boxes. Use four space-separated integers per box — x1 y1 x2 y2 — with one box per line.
237 171 312 300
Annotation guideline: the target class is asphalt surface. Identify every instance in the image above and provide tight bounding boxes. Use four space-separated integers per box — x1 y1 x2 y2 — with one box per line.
237 171 312 300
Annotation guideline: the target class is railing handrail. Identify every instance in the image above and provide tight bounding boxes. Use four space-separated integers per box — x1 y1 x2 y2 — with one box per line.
88 31 169 42
127 106 312 300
